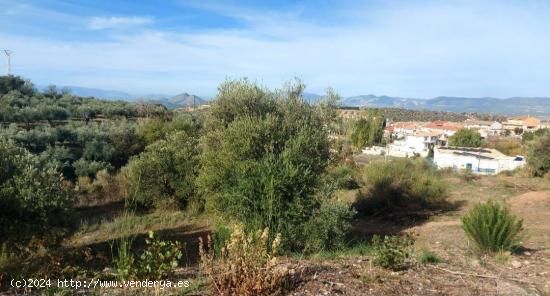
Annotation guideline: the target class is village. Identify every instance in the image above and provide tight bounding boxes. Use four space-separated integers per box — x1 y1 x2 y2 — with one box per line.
344 111 548 175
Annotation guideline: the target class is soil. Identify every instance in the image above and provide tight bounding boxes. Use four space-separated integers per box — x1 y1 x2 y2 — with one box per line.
287 189 550 295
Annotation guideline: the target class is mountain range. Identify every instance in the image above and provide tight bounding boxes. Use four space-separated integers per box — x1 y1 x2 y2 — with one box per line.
43 86 550 116
341 95 550 116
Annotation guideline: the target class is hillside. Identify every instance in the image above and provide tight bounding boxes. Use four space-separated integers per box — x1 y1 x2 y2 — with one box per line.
341 95 550 116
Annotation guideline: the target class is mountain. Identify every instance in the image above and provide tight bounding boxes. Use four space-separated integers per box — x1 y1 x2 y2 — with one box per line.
37 85 206 109
38 85 136 100
140 93 206 109
341 95 550 116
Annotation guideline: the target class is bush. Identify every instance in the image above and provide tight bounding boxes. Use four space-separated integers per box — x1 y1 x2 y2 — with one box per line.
356 158 447 213
212 225 232 257
198 80 333 251
124 131 199 210
111 232 183 280
526 134 550 177
303 200 356 253
199 225 289 296
137 231 183 280
0 140 74 241
461 200 523 253
372 233 415 270
326 164 360 190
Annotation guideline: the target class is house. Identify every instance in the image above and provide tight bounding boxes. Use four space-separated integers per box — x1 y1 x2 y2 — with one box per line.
503 116 541 132
463 120 503 137
387 130 441 157
423 120 463 136
433 147 525 175
386 121 426 139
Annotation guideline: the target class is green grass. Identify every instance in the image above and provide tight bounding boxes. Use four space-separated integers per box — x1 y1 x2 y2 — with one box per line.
70 210 207 247
417 249 442 264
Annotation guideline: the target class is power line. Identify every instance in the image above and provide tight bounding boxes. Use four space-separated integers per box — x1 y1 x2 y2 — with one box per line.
3 50 13 75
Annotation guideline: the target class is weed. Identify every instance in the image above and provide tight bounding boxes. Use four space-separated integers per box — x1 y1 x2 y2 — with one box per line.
417 249 441 264
199 225 290 296
137 231 183 280
372 233 415 270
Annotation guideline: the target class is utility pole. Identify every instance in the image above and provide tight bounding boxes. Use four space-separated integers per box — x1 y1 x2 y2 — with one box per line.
3 50 13 75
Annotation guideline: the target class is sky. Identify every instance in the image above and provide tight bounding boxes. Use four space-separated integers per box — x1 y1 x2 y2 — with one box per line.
1 0 550 98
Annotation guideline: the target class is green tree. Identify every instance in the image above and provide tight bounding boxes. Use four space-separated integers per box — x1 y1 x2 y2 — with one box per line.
0 140 74 240
198 79 333 250
350 109 385 150
448 128 483 147
124 132 200 210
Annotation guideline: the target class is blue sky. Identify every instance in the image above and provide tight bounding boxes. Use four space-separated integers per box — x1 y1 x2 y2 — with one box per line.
1 0 550 98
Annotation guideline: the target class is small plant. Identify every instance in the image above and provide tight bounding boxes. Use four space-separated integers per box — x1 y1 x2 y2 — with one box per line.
212 224 231 256
303 199 356 254
461 200 523 253
418 249 441 264
458 169 479 182
372 233 415 270
138 231 183 280
199 225 290 296
111 237 135 280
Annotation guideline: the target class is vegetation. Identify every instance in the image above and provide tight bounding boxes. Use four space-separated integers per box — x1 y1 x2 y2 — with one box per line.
356 158 447 213
199 225 289 296
525 134 550 177
448 128 483 147
372 234 415 270
123 131 200 210
350 109 385 150
198 79 336 251
0 139 74 241
461 200 523 253
303 199 356 253
137 231 183 280
418 249 442 264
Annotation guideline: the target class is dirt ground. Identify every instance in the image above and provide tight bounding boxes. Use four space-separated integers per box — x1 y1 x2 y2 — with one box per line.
287 185 550 296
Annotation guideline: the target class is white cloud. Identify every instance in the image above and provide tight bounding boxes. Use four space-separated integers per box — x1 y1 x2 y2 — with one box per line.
87 16 154 30
2 1 550 97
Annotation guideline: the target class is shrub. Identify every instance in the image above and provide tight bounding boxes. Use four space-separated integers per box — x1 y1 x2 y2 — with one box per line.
124 131 199 210
212 225 232 257
326 164 360 190
198 80 333 251
526 134 550 177
303 200 356 253
372 233 415 270
461 200 523 253
356 158 447 213
199 225 289 296
0 140 75 241
137 231 183 280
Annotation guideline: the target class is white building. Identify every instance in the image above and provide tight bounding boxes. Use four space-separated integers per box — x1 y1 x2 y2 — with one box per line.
433 147 525 175
463 120 504 138
388 131 441 157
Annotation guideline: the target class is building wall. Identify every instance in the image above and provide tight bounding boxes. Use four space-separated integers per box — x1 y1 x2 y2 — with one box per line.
433 149 525 175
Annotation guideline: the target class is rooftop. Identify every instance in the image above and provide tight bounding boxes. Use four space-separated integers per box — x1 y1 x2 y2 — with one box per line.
436 146 516 160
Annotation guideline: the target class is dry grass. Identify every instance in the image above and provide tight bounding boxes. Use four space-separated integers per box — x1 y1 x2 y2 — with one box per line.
199 225 291 296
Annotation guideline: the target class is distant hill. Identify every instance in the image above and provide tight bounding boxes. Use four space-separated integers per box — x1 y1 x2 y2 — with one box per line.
38 85 136 101
140 93 206 109
37 85 206 109
341 95 550 116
